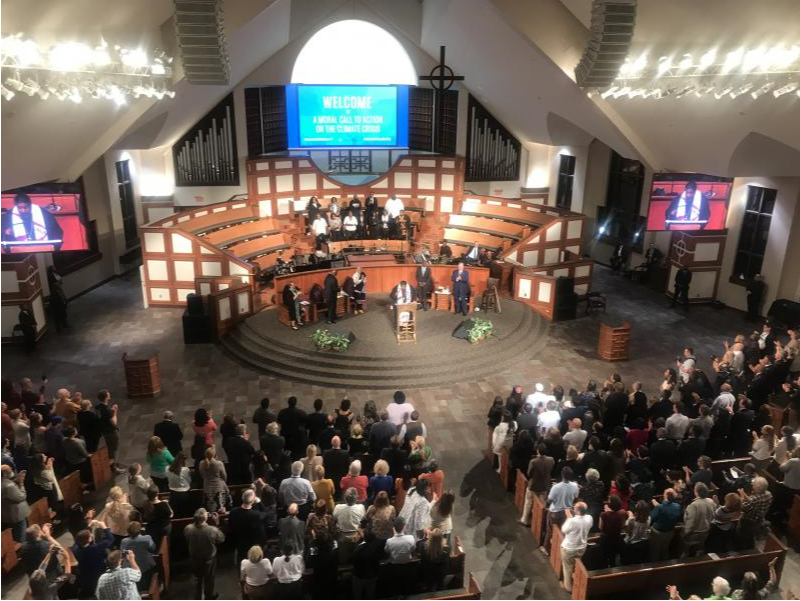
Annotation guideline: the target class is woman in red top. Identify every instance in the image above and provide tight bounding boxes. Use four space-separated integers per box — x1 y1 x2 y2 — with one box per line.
419 461 445 500
626 418 650 453
339 459 368 503
609 474 632 511
599 494 627 568
193 408 217 447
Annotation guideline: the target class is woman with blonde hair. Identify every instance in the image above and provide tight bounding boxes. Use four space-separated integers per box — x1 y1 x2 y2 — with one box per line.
368 459 394 502
240 544 273 599
147 436 174 492
199 446 230 513
98 486 134 546
409 435 432 474
348 422 368 456
311 464 335 512
750 425 775 471
301 444 322 481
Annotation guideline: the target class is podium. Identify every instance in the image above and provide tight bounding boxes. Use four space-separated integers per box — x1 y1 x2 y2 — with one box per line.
122 351 161 398
396 303 417 344
597 322 631 361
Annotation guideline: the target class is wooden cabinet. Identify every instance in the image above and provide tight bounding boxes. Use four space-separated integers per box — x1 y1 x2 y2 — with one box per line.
122 352 161 398
597 321 631 361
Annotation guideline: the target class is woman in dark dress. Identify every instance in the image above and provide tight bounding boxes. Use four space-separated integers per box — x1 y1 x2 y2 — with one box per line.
487 397 504 429
306 197 321 234
282 282 303 330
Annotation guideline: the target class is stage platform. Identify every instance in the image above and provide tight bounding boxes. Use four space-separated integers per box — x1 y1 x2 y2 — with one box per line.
221 297 549 389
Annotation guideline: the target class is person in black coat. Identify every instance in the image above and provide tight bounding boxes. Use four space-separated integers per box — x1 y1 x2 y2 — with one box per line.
451 263 470 316
252 398 276 440
671 266 692 309
282 282 303 330
649 428 677 478
153 411 183 457
746 274 766 322
364 195 380 239
46 266 69 331
603 383 628 433
77 403 103 453
323 271 340 324
226 424 256 484
729 395 755 457
277 397 307 458
318 415 344 452
380 436 409 478
322 436 350 496
17 304 37 353
677 425 705 471
306 197 321 234
306 399 327 446
369 412 396 456
415 263 434 311
229 489 271 562
260 423 285 466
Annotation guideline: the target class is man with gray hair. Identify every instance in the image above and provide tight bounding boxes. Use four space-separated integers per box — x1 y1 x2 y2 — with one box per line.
229 488 270 563
739 476 773 548
278 460 316 518
333 487 366 563
279 503 305 555
682 482 716 556
153 410 183 457
184 508 225 600
563 418 587 451
560 501 592 593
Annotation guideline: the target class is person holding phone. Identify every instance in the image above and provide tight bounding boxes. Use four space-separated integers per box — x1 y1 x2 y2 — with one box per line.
95 549 141 600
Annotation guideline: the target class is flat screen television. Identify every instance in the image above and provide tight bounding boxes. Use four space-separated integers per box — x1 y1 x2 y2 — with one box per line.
286 84 409 148
645 174 732 232
1 192 90 254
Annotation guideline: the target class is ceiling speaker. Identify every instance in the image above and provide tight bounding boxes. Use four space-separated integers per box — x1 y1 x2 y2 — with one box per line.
174 0 230 85
575 0 637 89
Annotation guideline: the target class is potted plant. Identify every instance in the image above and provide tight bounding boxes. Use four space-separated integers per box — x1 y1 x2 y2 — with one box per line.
467 318 495 344
310 328 352 352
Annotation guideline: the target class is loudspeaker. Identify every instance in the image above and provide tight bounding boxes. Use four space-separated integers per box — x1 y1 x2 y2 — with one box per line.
553 297 578 322
182 312 213 344
186 293 205 316
574 0 638 88
174 0 230 85
554 276 575 298
326 327 356 344
452 319 475 340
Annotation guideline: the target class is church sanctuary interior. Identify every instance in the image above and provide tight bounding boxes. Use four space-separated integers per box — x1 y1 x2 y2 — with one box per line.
3 0 800 599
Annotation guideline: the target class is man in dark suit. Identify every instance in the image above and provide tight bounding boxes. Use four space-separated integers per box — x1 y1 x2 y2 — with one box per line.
369 411 396 456
323 436 350 496
252 397 276 440
415 262 434 311
259 423 284 466
602 382 628 433
225 424 256 484
380 436 409 478
665 180 710 230
229 489 271 562
153 411 183 457
650 427 677 479
678 425 706 471
17 304 37 353
746 274 766 322
305 398 327 446
729 396 755 457
277 396 307 458
451 262 470 315
323 270 340 324
390 281 416 308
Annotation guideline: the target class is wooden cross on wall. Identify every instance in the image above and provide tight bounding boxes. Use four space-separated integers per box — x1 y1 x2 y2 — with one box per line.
418 46 465 152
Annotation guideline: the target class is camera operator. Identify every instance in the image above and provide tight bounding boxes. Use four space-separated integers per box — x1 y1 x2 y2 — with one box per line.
95 549 141 600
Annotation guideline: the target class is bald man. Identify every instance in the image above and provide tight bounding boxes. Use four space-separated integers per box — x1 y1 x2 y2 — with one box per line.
278 503 305 555
560 501 592 592
322 435 350 497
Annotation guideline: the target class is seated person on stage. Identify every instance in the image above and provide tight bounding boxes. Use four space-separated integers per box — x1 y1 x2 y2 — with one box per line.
478 248 493 267
464 242 480 265
439 240 453 262
282 282 303 330
311 214 328 250
390 281 417 308
328 211 342 243
379 209 391 239
385 193 404 238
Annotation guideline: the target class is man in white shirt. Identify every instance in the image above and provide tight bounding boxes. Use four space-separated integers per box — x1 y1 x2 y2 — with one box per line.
385 194 404 220
560 501 593 592
665 401 691 441
525 383 554 410
711 383 736 415
386 391 415 427
563 418 588 451
538 401 561 435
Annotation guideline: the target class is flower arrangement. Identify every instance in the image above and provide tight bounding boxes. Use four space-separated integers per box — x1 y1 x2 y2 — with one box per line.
310 328 351 352
467 318 495 344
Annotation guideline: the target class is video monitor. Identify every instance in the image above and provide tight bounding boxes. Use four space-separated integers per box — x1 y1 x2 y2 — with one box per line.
645 174 732 231
286 84 409 148
1 192 90 254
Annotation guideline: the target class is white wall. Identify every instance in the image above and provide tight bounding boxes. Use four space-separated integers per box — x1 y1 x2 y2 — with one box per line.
718 176 800 311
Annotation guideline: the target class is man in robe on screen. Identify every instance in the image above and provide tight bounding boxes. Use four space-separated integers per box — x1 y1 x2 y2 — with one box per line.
664 180 710 230
2 194 63 251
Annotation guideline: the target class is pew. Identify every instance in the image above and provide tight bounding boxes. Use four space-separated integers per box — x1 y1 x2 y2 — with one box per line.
788 495 800 550
156 534 170 590
571 533 787 600
1 529 19 573
254 252 282 271
447 214 526 240
226 232 292 260
59 470 83 509
142 572 161 600
27 497 51 528
201 218 280 248
329 239 408 254
710 456 752 488
459 203 553 228
179 206 258 235
498 447 511 491
550 523 564 580
442 228 507 251
514 470 528 514
90 447 112 492
531 492 547 546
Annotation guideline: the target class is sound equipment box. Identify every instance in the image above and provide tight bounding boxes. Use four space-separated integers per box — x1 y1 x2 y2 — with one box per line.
182 310 213 344
186 293 205 316
452 319 475 340
327 327 356 344
553 276 578 322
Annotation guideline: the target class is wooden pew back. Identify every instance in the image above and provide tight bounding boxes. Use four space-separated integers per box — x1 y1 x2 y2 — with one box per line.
90 447 112 492
59 471 83 509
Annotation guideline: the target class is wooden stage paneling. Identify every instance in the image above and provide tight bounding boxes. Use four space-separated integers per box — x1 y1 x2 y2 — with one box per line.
274 265 490 297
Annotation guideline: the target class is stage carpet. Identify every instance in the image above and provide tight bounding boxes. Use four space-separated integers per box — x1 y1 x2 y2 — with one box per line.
221 297 549 389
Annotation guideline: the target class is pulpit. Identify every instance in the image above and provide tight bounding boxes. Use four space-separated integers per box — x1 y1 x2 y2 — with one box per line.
122 351 161 398
597 321 631 361
396 303 417 344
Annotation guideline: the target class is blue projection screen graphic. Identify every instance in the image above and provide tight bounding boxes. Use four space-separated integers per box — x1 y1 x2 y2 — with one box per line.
286 85 408 148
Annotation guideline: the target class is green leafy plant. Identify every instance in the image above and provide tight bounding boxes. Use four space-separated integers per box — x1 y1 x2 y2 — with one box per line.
310 328 351 352
467 318 495 344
